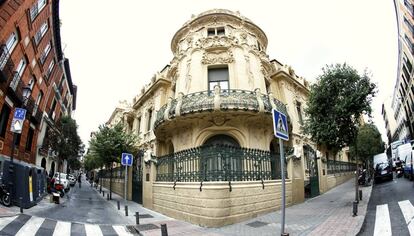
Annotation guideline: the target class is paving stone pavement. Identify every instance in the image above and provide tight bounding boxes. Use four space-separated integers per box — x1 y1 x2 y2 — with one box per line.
2 177 369 235
98 177 371 236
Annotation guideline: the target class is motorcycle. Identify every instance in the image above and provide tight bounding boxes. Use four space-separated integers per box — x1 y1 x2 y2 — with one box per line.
396 163 403 178
0 184 11 207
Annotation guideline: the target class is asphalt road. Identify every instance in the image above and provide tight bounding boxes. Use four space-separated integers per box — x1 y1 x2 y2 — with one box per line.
358 174 414 235
30 176 125 225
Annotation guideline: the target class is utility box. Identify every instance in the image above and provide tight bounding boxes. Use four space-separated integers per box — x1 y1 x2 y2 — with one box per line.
1 159 46 208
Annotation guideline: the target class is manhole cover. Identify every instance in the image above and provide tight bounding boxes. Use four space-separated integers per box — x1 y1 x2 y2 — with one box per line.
135 223 160 232
139 214 154 219
246 221 268 228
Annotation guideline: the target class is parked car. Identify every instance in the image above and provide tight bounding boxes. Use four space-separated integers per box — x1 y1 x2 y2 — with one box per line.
53 172 70 191
373 153 393 182
68 174 76 186
403 150 414 180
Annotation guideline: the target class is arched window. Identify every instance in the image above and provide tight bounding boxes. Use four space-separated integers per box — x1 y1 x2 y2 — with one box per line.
203 134 239 147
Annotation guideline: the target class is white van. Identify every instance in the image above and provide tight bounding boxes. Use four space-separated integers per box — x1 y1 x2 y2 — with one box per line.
396 143 413 163
391 140 404 169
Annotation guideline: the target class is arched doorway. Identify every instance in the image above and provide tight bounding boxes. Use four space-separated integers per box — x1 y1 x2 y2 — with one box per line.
50 162 55 177
201 134 241 181
41 158 46 169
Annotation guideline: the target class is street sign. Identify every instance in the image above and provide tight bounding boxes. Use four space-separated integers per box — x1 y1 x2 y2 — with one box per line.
121 153 133 166
272 109 289 141
271 108 289 235
10 108 26 134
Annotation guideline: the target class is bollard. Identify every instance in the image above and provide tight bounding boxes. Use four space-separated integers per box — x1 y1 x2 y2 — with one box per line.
107 193 109 200
117 201 120 210
19 197 23 213
359 190 362 200
102 191 105 197
281 233 289 236
135 212 140 225
161 224 168 236
353 201 358 217
125 205 128 216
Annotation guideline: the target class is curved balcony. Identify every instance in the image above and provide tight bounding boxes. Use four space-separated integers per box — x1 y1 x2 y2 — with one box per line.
154 87 287 129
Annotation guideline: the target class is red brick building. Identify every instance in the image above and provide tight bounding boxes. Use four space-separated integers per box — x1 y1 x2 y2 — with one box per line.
0 0 76 173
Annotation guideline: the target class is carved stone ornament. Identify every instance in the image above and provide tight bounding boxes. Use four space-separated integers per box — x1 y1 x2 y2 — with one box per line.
202 49 234 65
197 35 238 50
211 115 229 126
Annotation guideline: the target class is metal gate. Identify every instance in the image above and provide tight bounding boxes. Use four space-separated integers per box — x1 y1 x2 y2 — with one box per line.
304 145 319 198
132 156 143 204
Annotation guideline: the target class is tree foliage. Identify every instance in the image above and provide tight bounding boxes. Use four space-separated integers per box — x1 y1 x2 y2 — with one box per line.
87 123 138 198
47 116 84 171
88 123 138 167
349 123 385 163
303 63 377 152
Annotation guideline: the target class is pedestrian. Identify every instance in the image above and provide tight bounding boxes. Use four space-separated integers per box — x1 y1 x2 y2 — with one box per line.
78 174 81 188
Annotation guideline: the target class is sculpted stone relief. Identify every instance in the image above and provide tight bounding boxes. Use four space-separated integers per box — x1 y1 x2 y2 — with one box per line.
201 49 234 65
185 58 192 93
244 55 254 87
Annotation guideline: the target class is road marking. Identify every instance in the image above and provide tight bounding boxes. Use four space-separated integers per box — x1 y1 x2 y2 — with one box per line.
0 216 17 231
399 200 414 235
53 221 71 236
374 204 392 236
113 225 133 236
85 223 103 236
15 216 44 236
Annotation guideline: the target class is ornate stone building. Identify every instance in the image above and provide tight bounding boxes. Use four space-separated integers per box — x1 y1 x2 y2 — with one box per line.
106 9 356 227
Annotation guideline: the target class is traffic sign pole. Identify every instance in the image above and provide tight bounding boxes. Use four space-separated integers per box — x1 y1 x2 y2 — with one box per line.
124 165 127 200
279 138 286 236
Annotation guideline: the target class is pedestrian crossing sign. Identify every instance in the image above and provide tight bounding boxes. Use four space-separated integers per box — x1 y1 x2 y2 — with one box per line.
272 109 289 141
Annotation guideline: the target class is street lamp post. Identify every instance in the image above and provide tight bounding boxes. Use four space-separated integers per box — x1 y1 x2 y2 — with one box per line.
8 85 32 205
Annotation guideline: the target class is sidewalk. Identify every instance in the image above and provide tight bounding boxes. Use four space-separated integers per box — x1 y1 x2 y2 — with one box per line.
94 178 372 236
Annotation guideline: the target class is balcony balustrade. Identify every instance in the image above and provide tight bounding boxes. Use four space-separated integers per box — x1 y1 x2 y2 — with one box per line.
154 88 287 129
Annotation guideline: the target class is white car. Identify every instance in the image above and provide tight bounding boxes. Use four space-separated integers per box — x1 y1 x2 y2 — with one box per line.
68 174 76 186
53 172 70 191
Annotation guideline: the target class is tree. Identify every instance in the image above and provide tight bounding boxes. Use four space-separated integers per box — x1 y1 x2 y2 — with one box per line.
350 123 385 167
46 116 84 173
303 63 377 155
88 123 138 199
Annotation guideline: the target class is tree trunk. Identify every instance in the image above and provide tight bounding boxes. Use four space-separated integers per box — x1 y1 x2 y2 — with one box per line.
110 164 113 200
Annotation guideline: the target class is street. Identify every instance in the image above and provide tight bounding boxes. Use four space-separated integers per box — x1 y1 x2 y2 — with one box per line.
359 174 414 235
0 176 137 236
32 176 124 224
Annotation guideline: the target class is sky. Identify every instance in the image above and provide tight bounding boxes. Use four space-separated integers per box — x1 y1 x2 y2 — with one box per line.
59 0 398 148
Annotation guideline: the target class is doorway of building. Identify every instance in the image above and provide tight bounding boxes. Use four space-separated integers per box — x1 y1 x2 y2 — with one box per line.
132 150 143 204
41 158 46 169
304 145 319 198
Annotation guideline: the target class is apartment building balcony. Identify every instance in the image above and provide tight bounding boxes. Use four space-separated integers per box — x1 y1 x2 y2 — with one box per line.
154 87 287 130
0 44 15 83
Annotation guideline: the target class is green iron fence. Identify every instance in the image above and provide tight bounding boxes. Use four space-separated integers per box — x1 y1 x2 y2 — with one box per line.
327 160 356 174
156 144 287 182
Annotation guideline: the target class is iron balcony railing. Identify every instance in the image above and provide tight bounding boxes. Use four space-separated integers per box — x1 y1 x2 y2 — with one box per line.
154 89 287 129
0 44 15 83
156 144 288 182
327 160 357 175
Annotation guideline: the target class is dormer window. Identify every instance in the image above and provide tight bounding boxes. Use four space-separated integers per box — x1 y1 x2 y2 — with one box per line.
207 27 225 36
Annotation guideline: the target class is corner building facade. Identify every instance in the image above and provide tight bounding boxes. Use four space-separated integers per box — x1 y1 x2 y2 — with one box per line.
111 9 356 227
